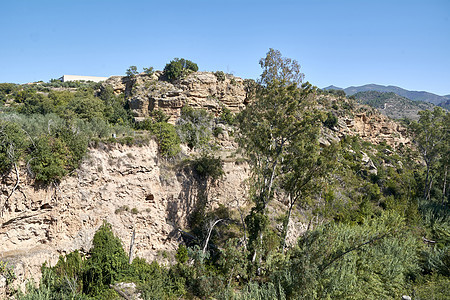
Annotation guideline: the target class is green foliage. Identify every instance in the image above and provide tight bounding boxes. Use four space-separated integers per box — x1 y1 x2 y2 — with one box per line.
176 106 214 150
164 58 198 82
67 91 106 121
238 49 330 263
115 205 130 214
219 107 235 125
192 155 224 181
410 107 449 201
0 260 16 288
273 212 420 299
130 258 185 299
126 65 138 77
143 66 154 75
324 88 346 98
99 86 133 126
17 91 54 115
0 83 18 94
213 126 224 137
29 124 88 184
323 111 338 129
136 110 181 157
30 136 70 183
214 71 226 81
151 121 181 158
259 48 304 86
0 120 28 174
82 222 129 296
176 244 189 264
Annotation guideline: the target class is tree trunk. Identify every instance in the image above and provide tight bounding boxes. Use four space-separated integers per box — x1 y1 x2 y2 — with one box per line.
424 163 430 200
128 229 136 264
442 165 448 205
282 195 295 252
203 219 224 254
427 176 434 201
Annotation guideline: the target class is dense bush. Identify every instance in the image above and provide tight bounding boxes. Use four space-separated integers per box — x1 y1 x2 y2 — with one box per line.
136 110 181 157
18 222 185 299
164 58 198 82
192 155 224 180
214 71 226 81
0 120 28 174
29 126 88 184
323 111 338 129
219 107 235 125
176 106 214 150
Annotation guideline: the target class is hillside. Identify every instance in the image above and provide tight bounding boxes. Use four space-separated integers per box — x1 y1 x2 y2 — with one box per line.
325 83 450 105
352 90 435 120
0 53 448 299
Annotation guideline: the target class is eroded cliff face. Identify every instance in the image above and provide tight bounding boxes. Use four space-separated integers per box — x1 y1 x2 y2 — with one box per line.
0 83 413 295
104 73 410 149
104 72 248 122
0 141 250 291
317 95 410 149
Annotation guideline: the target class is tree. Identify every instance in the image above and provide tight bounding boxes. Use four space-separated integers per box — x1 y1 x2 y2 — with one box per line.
126 65 139 77
176 106 213 151
143 66 154 75
273 212 420 299
258 48 304 87
410 107 449 201
0 121 29 214
83 221 129 296
164 58 198 82
237 49 330 265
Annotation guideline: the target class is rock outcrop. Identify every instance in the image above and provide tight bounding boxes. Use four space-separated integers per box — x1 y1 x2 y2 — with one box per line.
104 72 248 122
0 141 250 292
343 110 410 148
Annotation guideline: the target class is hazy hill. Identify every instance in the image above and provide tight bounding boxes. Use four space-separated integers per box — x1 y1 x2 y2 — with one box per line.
324 84 450 105
438 99 450 110
352 90 435 120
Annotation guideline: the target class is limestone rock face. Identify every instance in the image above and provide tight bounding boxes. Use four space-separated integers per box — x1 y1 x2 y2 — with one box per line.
0 141 249 292
103 72 248 122
337 110 410 149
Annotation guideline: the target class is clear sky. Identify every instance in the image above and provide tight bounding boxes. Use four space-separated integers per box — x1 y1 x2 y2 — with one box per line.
1 0 449 95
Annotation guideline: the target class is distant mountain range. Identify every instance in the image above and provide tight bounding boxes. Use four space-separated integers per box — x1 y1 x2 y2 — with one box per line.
351 91 434 120
324 84 450 106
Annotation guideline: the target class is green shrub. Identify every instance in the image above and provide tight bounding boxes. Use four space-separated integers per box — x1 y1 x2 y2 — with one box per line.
143 66 154 75
192 155 224 181
164 58 198 82
214 71 226 82
30 136 71 183
83 221 129 296
176 106 213 150
213 126 224 137
115 205 130 214
176 244 189 264
135 111 180 157
151 121 181 158
0 260 16 288
323 111 338 129
219 107 235 125
126 66 138 77
0 120 28 174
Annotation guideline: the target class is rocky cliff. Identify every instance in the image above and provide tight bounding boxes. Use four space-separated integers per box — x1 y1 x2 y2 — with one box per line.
104 72 249 122
0 77 414 296
0 141 250 292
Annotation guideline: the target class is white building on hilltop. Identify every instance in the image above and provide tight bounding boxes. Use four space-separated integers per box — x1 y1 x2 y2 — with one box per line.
59 75 109 83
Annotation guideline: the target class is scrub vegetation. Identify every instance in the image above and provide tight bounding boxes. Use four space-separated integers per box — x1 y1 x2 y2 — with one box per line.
1 51 448 299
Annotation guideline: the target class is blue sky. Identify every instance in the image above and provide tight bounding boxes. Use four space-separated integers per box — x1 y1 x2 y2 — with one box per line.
1 0 449 95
